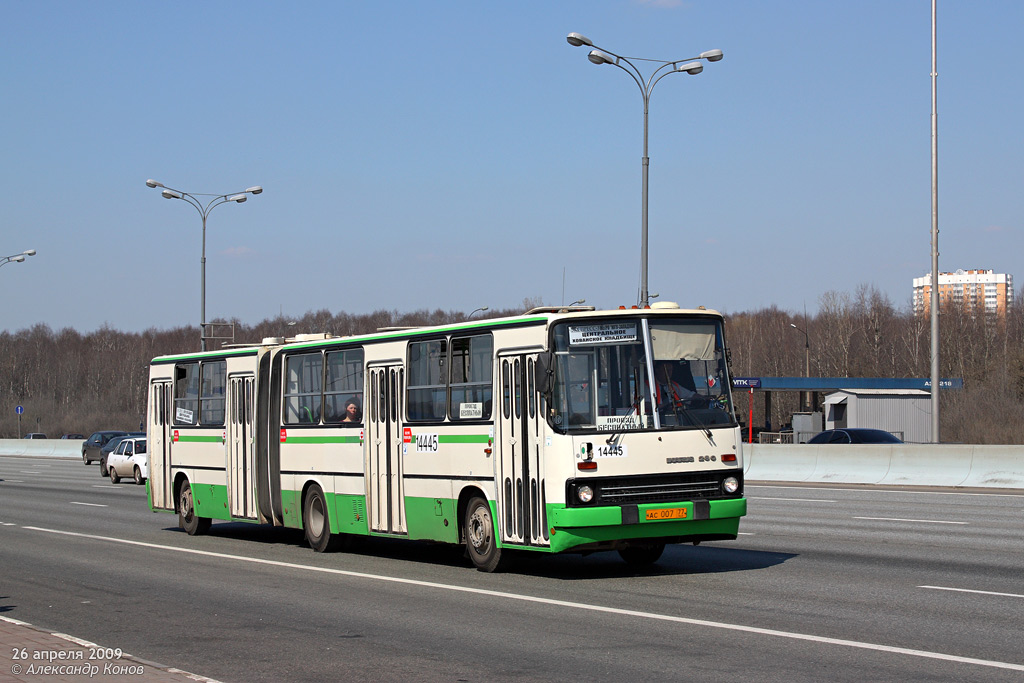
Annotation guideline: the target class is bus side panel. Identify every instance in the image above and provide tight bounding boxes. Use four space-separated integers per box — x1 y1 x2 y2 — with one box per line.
401 495 459 543
331 492 370 535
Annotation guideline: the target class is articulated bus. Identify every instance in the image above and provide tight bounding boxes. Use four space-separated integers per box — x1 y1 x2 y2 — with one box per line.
146 303 746 571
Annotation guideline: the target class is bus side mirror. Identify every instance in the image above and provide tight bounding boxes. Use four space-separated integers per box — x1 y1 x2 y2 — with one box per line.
535 352 555 395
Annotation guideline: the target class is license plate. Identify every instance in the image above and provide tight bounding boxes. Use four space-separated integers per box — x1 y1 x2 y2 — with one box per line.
645 507 688 521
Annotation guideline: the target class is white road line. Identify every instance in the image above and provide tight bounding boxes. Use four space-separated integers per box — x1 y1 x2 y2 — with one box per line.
920 586 1024 600
69 502 108 507
19 525 1024 673
747 484 1024 499
3 479 25 483
92 485 123 489
19 471 42 474
749 497 836 503
854 516 967 525
737 532 755 536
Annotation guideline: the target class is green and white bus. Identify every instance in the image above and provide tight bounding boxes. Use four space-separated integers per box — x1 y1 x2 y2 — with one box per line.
146 303 746 571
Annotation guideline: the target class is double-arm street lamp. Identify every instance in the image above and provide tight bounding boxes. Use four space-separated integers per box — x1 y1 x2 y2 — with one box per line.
566 33 722 308
146 180 262 351
1 249 36 269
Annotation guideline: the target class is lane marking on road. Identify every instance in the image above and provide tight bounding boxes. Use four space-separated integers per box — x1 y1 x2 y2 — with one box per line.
18 525 1024 673
750 497 836 503
853 517 967 525
737 532 755 536
748 484 1024 499
69 502 108 507
92 485 123 489
20 471 42 474
920 586 1024 600
3 479 25 483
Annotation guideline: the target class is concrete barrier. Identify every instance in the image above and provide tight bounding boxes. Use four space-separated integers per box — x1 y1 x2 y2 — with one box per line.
743 443 818 482
879 445 974 487
747 443 1024 489
961 446 1024 488
0 439 83 459
808 445 894 484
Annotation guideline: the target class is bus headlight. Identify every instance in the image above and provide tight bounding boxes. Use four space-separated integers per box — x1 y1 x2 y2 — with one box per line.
723 477 739 494
578 485 594 503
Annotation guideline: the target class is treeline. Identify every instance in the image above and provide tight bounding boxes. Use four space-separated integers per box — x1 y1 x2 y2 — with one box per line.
727 285 1024 444
2 288 1021 443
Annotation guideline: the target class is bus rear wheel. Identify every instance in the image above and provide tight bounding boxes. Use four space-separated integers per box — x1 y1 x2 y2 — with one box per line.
618 542 665 566
464 497 505 572
178 479 211 535
303 485 333 552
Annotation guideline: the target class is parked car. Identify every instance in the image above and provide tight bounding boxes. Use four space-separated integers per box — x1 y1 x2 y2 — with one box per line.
82 430 129 465
99 432 145 476
23 433 48 439
61 433 85 439
806 428 903 444
107 437 148 485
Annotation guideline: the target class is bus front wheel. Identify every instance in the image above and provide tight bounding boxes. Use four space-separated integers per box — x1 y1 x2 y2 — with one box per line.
464 497 505 572
303 485 333 552
178 479 211 536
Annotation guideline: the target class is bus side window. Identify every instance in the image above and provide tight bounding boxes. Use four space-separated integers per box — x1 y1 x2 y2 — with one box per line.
407 339 447 422
173 363 199 426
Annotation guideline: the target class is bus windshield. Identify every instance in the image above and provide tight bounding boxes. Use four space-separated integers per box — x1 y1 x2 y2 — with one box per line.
549 316 736 433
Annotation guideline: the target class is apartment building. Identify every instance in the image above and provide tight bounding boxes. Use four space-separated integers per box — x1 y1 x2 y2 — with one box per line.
912 269 1014 316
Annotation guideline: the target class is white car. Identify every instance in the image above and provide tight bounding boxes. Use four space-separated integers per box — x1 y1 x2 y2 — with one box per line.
107 437 148 485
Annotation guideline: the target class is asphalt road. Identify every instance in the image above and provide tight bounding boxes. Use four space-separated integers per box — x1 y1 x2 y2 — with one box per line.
2 455 1022 682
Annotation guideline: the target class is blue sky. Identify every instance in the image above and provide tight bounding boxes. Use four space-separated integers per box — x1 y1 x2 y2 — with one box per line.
2 1 1021 335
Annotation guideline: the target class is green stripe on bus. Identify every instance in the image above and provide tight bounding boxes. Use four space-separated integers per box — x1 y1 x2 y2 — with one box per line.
285 436 363 444
177 435 223 443
438 435 491 444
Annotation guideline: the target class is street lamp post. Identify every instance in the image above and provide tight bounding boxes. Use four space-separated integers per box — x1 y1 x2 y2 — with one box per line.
789 323 810 411
567 33 722 308
468 307 489 319
146 180 262 351
1 249 36 269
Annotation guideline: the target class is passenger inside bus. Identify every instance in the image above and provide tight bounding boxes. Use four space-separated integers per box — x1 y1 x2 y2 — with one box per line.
342 397 362 423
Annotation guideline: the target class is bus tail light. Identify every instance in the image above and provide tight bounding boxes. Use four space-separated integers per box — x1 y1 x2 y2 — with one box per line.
721 453 737 463
578 461 597 471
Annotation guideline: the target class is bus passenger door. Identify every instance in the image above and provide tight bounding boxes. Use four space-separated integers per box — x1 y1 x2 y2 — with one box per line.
227 374 257 519
149 380 173 511
497 353 548 548
367 364 406 535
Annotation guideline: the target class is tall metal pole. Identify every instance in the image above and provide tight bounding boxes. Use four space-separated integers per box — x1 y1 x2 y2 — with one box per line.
641 94 650 308
929 0 940 442
201 212 208 352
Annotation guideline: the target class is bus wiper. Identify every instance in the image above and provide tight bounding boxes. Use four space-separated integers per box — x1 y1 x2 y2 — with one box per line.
670 399 714 444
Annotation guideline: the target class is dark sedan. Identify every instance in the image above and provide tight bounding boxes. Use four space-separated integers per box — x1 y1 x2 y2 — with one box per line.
806 428 903 444
82 431 128 465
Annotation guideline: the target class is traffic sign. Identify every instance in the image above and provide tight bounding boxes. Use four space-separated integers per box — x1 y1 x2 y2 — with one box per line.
15 405 24 415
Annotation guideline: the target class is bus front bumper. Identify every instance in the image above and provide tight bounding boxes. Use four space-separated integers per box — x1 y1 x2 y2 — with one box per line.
543 497 747 554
